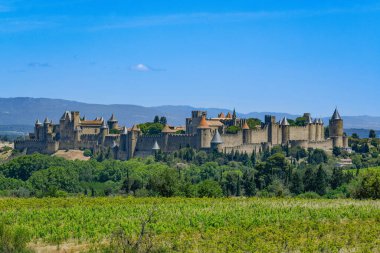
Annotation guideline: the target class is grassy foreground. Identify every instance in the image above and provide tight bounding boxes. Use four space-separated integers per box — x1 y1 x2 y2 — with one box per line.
1 197 380 252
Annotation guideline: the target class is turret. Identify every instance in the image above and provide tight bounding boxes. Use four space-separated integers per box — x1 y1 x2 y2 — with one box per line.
34 119 42 140
197 116 212 149
152 140 160 154
280 117 290 144
319 118 325 140
119 127 128 152
107 113 119 130
100 120 109 144
127 125 140 159
72 112 80 128
242 122 250 144
329 108 344 147
315 118 322 141
265 115 279 145
210 130 223 152
307 116 316 141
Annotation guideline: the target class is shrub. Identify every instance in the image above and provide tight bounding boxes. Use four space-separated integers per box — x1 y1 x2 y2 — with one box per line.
226 126 241 134
0 221 32 253
197 180 223 198
83 149 92 157
354 170 380 199
297 192 321 199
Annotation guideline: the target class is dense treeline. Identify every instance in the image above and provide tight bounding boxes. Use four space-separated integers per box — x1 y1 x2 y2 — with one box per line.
1 144 379 199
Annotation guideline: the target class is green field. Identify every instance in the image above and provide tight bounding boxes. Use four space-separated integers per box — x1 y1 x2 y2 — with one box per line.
1 197 380 252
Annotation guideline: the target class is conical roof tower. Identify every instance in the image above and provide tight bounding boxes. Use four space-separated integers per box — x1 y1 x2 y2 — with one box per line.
211 131 223 144
152 141 160 151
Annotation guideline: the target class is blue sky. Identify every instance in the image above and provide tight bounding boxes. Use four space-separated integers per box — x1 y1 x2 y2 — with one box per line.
1 0 379 116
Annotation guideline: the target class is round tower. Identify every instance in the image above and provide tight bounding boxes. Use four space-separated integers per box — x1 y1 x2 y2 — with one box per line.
152 140 160 155
127 125 140 159
308 117 316 141
34 119 42 140
211 130 224 152
280 117 290 144
197 116 212 149
100 120 109 144
319 119 325 140
107 114 119 130
242 122 250 144
315 119 322 141
119 127 128 151
329 108 344 147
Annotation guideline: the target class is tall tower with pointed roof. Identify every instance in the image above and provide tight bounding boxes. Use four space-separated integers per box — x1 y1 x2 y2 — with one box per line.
107 114 119 130
211 130 223 151
280 117 290 144
99 120 109 144
329 108 344 147
242 122 251 144
197 116 212 149
127 125 141 159
118 126 128 155
34 119 43 140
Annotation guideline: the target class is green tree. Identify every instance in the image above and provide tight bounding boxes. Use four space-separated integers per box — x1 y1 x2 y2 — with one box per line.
197 180 223 197
324 127 330 138
226 126 241 134
153 115 160 123
109 129 120 134
308 149 328 164
331 167 344 190
246 118 262 129
242 169 256 196
290 172 303 194
0 154 67 181
83 149 92 157
352 133 359 139
159 117 167 125
28 166 81 196
250 151 257 166
333 147 342 157
222 170 242 196
369 129 376 138
303 167 315 192
295 117 307 126
146 168 179 197
314 165 328 195
354 170 380 199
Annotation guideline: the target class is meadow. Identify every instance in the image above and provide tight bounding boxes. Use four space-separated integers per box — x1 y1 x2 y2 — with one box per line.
1 197 380 252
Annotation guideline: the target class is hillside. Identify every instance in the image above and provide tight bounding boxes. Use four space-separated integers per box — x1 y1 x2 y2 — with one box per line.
1 97 380 130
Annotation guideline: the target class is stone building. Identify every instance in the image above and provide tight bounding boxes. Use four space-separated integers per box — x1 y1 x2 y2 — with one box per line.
14 108 348 160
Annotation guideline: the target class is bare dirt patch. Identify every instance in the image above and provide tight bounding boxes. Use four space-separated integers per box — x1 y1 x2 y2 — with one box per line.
53 150 90 161
29 242 93 253
0 141 14 149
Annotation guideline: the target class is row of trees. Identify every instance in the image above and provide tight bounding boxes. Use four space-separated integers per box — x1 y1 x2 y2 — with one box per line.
0 145 378 199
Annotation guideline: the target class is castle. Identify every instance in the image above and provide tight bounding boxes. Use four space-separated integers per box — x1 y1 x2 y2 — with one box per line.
14 109 348 159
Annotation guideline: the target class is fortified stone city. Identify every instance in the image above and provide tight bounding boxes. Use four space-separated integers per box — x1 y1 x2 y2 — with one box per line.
15 109 348 160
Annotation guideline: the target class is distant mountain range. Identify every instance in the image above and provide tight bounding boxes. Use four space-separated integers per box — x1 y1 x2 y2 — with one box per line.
1 97 380 132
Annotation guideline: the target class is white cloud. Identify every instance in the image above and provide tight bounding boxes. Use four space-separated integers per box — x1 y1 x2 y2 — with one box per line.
130 64 152 72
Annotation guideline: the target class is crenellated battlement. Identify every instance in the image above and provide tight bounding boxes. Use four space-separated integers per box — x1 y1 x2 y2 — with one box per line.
140 135 162 139
168 133 195 137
